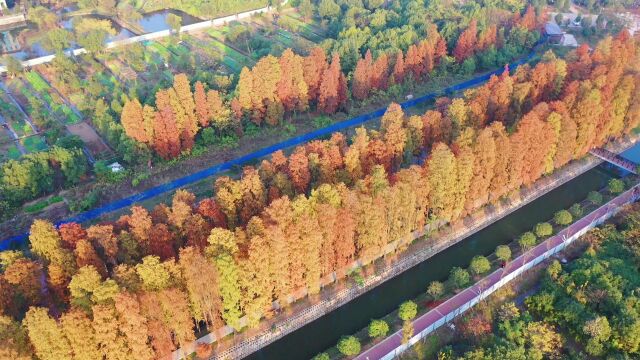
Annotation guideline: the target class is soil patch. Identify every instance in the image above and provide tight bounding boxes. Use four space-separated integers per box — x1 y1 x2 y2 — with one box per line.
67 121 111 156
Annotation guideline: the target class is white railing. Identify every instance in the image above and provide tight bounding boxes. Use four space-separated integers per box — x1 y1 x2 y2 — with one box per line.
365 182 640 360
0 1 289 73
169 135 638 360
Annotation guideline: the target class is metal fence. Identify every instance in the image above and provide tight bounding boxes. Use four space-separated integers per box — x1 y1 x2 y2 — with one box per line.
359 181 640 360
0 46 541 251
168 137 638 360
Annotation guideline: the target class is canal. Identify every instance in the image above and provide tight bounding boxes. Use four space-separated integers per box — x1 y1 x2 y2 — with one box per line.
245 145 640 360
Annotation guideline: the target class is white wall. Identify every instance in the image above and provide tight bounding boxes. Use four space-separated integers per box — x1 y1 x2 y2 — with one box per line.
0 1 288 73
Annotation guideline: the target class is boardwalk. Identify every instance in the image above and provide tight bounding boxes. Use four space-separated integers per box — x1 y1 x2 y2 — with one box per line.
590 147 638 174
355 184 640 360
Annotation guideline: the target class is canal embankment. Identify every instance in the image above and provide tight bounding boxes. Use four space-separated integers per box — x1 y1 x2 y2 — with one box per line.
357 177 640 360
169 134 639 360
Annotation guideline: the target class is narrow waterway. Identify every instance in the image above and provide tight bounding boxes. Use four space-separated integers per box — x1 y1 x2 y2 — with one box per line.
245 153 634 359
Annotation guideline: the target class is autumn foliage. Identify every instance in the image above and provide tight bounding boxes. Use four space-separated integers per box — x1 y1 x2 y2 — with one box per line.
121 10 538 159
3 33 639 359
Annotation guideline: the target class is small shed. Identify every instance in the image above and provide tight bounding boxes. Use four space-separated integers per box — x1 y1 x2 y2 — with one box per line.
560 34 579 47
108 162 124 173
544 22 564 43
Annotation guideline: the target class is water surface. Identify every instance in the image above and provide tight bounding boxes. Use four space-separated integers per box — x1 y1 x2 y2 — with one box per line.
245 156 624 359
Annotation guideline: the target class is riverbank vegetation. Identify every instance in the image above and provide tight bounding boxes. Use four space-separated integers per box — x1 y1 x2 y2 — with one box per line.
0 145 88 220
420 200 640 359
314 176 632 359
119 6 541 160
0 32 638 359
1 0 545 231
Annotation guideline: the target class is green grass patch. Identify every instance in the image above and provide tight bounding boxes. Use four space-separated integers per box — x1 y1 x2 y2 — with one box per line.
21 136 48 153
146 41 172 60
24 195 64 213
205 31 253 67
23 73 82 125
206 30 245 59
7 145 21 160
25 71 51 92
283 15 325 43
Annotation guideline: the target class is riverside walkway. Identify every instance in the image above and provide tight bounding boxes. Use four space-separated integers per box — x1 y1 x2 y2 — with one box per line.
174 136 637 360
355 182 640 360
590 147 638 174
0 51 538 251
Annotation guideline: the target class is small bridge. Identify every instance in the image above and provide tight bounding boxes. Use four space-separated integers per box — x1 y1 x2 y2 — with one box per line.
590 147 638 174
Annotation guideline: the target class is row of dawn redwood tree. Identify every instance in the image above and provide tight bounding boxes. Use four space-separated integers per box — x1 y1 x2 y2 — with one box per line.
119 7 540 159
1 33 639 360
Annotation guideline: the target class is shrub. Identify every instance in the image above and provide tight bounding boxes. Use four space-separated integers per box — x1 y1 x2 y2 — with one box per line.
368 319 389 338
398 300 418 321
547 260 562 279
427 281 444 300
495 245 512 262
195 342 212 359
518 231 537 250
131 172 150 187
450 267 470 289
497 302 520 321
569 203 583 218
313 353 330 360
588 191 603 205
554 210 573 226
198 127 217 146
608 178 624 195
55 134 84 149
313 115 332 129
535 222 553 237
469 255 491 276
401 321 414 344
337 336 361 356
68 189 100 212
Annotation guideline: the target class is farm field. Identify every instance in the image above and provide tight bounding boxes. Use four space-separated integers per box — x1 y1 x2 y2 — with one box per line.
281 14 326 43
206 27 259 63
0 88 34 138
23 71 82 125
0 127 20 163
244 17 317 55
23 61 111 160
4 78 54 134
20 135 48 153
180 34 232 73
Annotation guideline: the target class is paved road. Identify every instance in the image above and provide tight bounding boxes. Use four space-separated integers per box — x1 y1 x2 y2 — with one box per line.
355 184 640 360
0 51 537 250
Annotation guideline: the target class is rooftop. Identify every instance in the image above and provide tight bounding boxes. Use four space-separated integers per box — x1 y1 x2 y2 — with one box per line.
545 21 564 35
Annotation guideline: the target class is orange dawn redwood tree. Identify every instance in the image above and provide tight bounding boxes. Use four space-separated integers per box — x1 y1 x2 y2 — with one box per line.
2 33 638 360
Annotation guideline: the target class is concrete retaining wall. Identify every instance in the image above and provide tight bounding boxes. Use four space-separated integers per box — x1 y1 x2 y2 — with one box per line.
369 183 640 360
